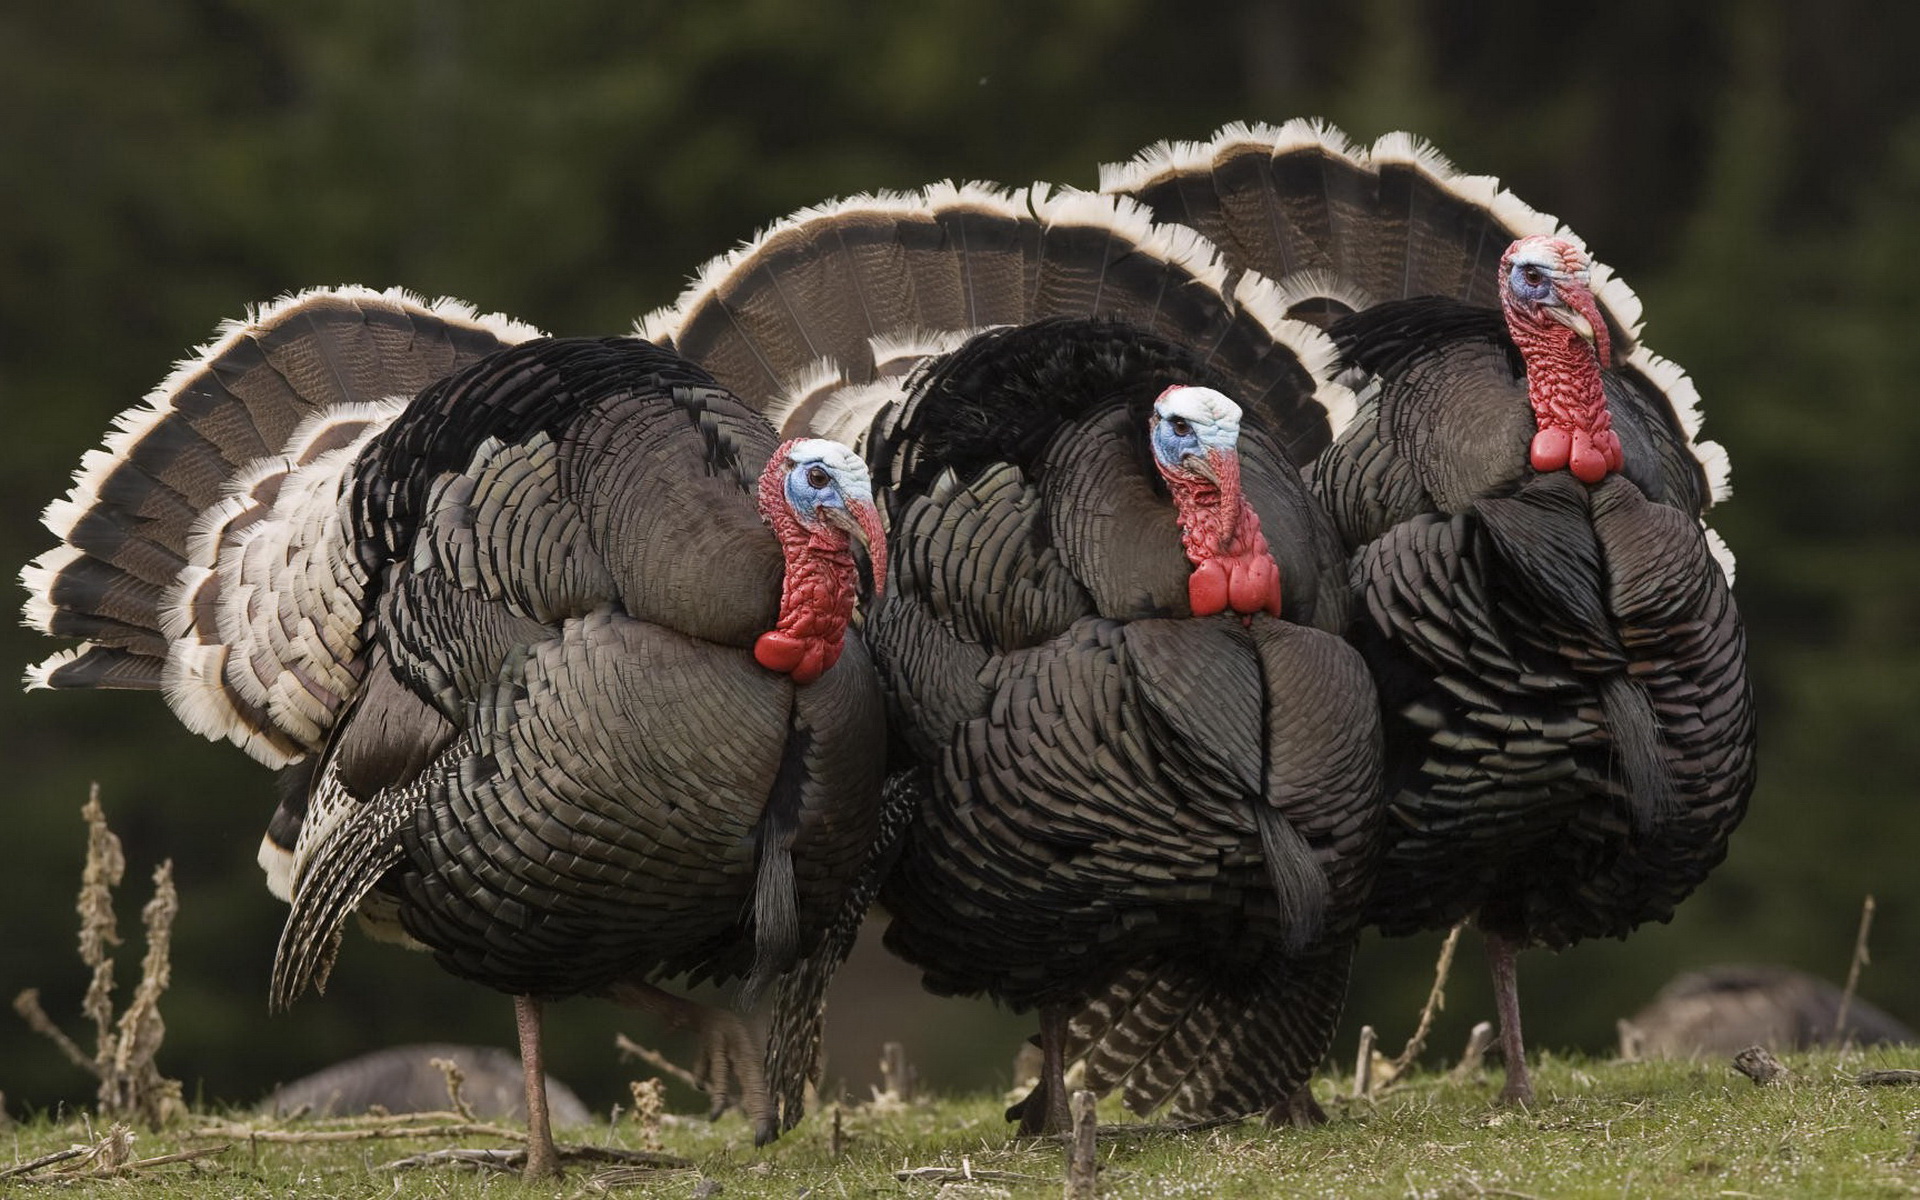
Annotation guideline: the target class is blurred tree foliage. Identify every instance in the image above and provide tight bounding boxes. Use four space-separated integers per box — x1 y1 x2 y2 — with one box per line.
2 0 1915 1115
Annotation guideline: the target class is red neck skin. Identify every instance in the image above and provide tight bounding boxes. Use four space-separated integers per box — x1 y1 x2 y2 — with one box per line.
752 463 859 687
1159 448 1283 619
1504 293 1624 485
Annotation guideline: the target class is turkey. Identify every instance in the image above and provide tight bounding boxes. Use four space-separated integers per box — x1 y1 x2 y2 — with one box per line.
21 288 890 1177
642 184 1386 1132
1093 120 1756 1104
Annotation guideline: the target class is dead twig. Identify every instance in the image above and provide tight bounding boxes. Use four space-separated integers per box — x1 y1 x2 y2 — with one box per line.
1857 1070 1920 1087
188 1117 528 1144
614 1033 704 1093
1834 894 1876 1044
1390 922 1466 1075
380 1143 692 1173
1065 1089 1097 1200
895 1164 1040 1184
0 1146 90 1180
1352 1025 1376 1098
13 990 94 1073
7 1143 229 1184
1450 1022 1496 1083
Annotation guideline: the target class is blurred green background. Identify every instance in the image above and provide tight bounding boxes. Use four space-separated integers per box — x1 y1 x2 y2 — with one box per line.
4 0 1917 1118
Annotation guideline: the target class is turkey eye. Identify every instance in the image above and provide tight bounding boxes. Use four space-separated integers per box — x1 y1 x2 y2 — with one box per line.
1169 417 1193 438
805 465 831 490
1521 266 1545 288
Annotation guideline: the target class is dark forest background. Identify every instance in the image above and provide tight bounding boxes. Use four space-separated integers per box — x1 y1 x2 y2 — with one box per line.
4 0 1917 1117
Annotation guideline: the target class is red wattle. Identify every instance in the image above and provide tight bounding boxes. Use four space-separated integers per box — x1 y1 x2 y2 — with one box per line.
1226 556 1283 617
1600 429 1625 473
1569 428 1608 484
755 631 806 674
1189 560 1230 617
1530 426 1572 474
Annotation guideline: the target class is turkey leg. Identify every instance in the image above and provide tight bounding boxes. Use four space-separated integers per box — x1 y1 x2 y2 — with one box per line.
605 980 774 1143
1015 1005 1073 1136
1485 932 1534 1105
515 995 561 1180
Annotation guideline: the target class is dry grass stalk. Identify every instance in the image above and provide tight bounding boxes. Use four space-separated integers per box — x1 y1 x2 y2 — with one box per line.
104 860 184 1125
429 1056 476 1121
77 786 126 1057
1390 922 1465 1075
629 1077 665 1151
14 787 185 1126
1834 893 1876 1043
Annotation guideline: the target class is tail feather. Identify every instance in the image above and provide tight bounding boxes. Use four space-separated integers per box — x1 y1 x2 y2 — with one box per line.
22 286 542 769
1054 949 1353 1121
764 769 921 1133
643 183 1351 467
1061 948 1354 1122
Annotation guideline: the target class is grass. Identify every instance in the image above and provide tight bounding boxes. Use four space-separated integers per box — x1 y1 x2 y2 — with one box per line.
6 1046 1920 1197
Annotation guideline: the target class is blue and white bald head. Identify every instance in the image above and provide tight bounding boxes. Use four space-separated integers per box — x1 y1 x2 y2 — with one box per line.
1150 385 1244 479
781 437 875 525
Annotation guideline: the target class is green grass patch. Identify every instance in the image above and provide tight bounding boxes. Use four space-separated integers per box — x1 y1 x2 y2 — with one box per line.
7 1046 1920 1197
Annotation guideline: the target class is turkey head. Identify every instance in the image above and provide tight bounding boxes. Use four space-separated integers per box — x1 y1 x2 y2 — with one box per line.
1148 385 1284 618
755 437 887 685
1501 236 1625 484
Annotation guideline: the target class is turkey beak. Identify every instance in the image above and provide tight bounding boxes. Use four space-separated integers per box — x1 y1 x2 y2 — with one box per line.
1548 280 1613 369
823 500 888 603
1182 452 1220 486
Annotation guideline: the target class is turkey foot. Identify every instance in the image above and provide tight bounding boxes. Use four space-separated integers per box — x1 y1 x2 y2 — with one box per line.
1485 932 1535 1106
606 980 775 1143
1010 1005 1073 1136
1267 1083 1328 1128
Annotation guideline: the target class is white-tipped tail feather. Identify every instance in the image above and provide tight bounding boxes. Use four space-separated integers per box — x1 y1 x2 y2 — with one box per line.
23 286 541 770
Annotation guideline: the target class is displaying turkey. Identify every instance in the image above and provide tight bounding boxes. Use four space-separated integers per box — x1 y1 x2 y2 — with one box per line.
643 185 1386 1132
1096 120 1755 1104
21 289 890 1176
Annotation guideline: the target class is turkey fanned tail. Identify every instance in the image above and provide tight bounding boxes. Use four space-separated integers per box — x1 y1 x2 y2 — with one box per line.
641 183 1354 467
21 287 541 770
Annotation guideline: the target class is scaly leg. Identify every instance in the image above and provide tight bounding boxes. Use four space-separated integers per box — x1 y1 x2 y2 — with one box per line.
1484 932 1534 1106
606 980 773 1143
1016 1005 1073 1136
515 995 560 1180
